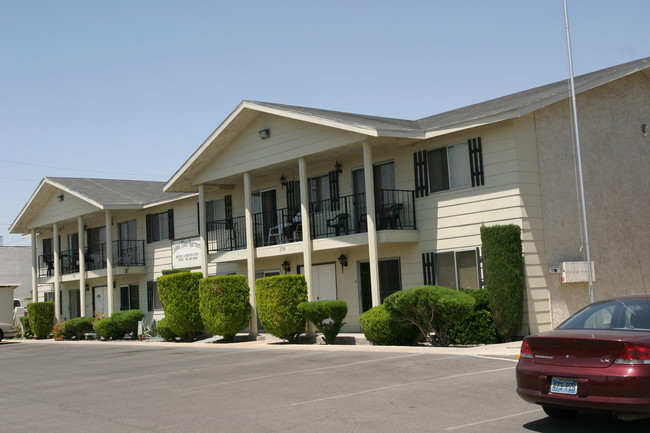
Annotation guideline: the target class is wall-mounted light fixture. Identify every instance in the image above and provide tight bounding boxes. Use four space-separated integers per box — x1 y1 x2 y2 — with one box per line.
259 128 271 139
338 254 348 272
280 174 287 188
56 194 64 202
643 124 648 137
334 160 342 173
281 260 291 274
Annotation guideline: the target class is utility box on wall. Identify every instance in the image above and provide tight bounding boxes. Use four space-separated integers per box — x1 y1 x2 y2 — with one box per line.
561 261 595 283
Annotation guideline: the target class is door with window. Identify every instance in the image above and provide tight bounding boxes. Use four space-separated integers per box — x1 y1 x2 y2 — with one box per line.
353 162 395 231
120 284 139 311
358 258 401 312
253 189 278 246
118 220 137 266
87 227 106 270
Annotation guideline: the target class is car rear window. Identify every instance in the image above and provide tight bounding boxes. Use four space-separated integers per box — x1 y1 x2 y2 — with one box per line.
559 299 650 331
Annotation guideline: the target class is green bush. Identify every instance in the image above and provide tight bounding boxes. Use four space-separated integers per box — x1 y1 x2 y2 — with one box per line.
157 272 204 341
256 275 307 343
63 317 95 340
157 317 177 341
93 317 125 340
481 225 525 341
384 286 475 346
359 304 420 346
199 275 251 341
27 302 54 339
20 316 32 338
447 290 499 345
297 300 348 344
112 310 143 338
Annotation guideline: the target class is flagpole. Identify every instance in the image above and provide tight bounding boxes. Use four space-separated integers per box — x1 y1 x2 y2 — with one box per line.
563 0 594 303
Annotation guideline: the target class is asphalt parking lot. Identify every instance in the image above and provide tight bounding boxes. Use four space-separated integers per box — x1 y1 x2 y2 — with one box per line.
2 340 649 433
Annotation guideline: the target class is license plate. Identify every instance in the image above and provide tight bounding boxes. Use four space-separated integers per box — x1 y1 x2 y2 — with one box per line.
550 377 578 395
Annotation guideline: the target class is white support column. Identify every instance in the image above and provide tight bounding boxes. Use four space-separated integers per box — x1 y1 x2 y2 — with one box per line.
53 223 61 322
105 210 114 317
363 141 381 307
78 216 86 317
298 158 314 301
30 228 38 303
198 184 208 277
243 172 258 336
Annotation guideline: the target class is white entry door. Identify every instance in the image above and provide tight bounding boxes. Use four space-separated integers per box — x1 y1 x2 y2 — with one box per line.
311 263 337 301
93 286 108 317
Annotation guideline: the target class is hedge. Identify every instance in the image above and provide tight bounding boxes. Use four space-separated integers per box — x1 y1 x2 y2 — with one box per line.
298 300 348 344
157 272 204 341
480 224 525 341
157 317 177 341
112 310 143 338
27 302 54 339
384 286 475 346
447 290 499 345
199 275 251 341
256 275 307 343
93 317 125 340
62 317 95 340
359 304 420 346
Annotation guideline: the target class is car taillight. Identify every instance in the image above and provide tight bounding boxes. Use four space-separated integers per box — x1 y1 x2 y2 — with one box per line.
519 339 533 359
614 344 650 364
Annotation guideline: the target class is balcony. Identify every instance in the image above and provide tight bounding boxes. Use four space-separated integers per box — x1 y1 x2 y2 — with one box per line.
38 240 145 277
206 189 415 253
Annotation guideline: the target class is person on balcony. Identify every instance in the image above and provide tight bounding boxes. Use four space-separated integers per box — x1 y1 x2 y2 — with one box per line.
283 209 301 241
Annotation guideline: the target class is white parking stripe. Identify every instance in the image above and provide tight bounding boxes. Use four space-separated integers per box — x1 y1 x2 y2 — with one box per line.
443 408 542 430
291 366 515 406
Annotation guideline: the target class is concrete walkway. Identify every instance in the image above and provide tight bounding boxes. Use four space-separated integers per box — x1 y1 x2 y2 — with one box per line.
14 333 523 360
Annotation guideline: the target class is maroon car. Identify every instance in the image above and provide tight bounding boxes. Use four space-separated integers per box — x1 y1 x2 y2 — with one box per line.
516 295 650 420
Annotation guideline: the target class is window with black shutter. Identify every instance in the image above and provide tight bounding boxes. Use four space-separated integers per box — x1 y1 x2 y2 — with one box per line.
145 210 174 243
422 252 435 285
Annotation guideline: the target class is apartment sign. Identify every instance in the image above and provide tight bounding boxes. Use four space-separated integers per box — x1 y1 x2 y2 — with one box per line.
171 237 201 269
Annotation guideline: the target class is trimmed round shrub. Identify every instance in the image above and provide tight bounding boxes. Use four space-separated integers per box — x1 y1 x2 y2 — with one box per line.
298 300 348 344
384 286 475 346
359 304 420 346
63 316 95 340
256 275 307 343
157 317 177 342
157 272 204 341
112 310 143 338
93 317 125 340
199 275 251 341
27 302 54 339
447 290 499 345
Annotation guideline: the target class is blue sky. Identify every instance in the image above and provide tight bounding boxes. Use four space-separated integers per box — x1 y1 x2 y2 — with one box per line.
1 1 648 246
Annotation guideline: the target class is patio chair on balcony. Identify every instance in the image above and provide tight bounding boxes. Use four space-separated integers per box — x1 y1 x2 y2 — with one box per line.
268 223 287 245
326 213 350 236
386 203 403 229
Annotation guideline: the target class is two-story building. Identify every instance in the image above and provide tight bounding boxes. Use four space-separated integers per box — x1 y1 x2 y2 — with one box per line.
10 57 650 334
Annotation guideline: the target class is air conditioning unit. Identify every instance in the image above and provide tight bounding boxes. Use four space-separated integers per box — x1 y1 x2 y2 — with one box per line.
561 261 595 283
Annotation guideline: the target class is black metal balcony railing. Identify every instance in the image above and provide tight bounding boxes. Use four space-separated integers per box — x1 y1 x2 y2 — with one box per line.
207 216 247 252
204 189 416 253
38 240 145 277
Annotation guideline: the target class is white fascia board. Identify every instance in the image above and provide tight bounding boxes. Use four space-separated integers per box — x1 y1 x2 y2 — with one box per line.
142 193 198 210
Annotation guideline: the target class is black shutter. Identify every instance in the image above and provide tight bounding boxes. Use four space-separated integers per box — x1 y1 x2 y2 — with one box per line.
196 202 201 236
328 170 340 211
468 137 484 187
145 214 152 244
147 281 154 312
413 151 429 198
167 209 175 240
286 181 295 211
422 252 436 285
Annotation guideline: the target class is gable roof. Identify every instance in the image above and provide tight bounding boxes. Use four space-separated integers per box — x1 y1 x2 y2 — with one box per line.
164 57 650 192
10 177 195 234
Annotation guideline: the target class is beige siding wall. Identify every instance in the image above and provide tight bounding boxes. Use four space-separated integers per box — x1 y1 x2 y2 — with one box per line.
535 71 650 326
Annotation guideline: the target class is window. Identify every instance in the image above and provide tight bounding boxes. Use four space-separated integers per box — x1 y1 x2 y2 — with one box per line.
120 284 140 311
147 281 163 311
255 270 280 279
427 144 470 193
422 249 481 290
309 174 331 211
413 137 484 197
146 210 174 243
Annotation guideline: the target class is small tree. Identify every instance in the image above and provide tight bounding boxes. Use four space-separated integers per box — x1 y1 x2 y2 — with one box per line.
157 272 204 341
480 224 525 342
27 302 54 339
199 275 251 342
298 300 348 344
384 286 474 346
256 275 307 343
359 304 420 346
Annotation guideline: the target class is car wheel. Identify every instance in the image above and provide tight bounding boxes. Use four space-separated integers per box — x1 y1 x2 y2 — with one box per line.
542 406 578 419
